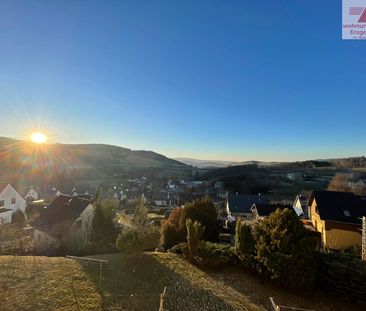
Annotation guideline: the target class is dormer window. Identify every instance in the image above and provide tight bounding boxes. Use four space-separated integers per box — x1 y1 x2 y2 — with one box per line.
343 210 351 217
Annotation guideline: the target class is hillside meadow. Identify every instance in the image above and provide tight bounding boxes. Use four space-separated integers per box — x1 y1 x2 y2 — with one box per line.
0 253 362 311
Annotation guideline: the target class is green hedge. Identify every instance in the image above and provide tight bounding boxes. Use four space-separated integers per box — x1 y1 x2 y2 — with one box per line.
160 221 184 250
315 252 366 301
235 209 317 289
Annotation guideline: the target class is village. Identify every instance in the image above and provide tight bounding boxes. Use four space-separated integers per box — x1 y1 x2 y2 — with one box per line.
1 168 366 310
1 168 366 254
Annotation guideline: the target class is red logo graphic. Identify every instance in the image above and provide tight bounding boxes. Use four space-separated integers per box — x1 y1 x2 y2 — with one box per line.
350 7 366 22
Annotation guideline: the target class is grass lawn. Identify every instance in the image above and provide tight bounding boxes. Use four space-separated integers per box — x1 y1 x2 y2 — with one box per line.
0 253 363 311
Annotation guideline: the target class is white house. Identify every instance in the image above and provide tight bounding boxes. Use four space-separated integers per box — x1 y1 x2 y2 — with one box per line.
0 183 26 225
25 187 39 201
293 195 308 217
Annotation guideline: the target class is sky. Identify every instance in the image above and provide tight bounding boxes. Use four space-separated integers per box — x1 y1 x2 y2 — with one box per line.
0 0 365 162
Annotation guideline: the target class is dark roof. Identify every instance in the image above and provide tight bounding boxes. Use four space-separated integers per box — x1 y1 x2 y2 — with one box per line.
33 194 92 230
251 203 294 217
309 191 366 224
0 208 13 214
227 194 269 214
295 194 308 205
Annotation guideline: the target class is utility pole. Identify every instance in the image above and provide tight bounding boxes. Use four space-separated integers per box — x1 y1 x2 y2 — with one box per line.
362 216 366 262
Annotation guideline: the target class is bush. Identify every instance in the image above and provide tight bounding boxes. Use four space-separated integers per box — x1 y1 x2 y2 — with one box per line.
116 224 160 253
235 220 255 254
315 252 366 301
196 242 236 268
116 199 160 253
12 209 26 228
179 197 219 242
253 208 317 289
90 195 119 249
160 220 184 250
235 220 256 266
343 245 361 258
168 207 184 227
186 219 204 262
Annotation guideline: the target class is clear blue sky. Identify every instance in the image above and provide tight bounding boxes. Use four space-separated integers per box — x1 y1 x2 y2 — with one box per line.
0 0 365 161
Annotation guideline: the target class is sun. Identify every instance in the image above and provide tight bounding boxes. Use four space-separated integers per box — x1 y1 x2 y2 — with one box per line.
30 132 48 144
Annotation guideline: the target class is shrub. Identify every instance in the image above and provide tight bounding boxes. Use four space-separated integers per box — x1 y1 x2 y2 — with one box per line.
343 245 361 258
186 219 205 262
116 224 160 253
168 207 184 227
90 194 119 249
253 208 317 289
315 252 366 301
196 242 236 268
235 220 256 266
235 220 255 254
12 209 26 228
159 207 186 250
179 197 219 242
116 199 160 254
160 220 184 250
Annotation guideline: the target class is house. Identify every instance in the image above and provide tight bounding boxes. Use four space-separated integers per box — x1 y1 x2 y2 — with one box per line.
309 191 366 250
226 194 269 219
250 203 293 220
293 195 308 217
32 194 94 254
25 187 39 201
151 192 169 207
0 183 26 225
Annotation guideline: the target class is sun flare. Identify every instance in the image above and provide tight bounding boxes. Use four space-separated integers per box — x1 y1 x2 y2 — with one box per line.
30 132 47 144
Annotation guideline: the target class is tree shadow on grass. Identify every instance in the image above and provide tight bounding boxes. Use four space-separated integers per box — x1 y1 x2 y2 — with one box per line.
204 264 366 311
80 252 264 311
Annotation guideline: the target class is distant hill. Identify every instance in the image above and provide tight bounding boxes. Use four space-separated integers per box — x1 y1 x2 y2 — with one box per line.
174 158 241 168
176 156 366 170
175 157 286 168
0 137 188 187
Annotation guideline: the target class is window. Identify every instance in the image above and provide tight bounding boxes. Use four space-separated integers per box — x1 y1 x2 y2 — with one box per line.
11 198 16 204
0 200 4 207
343 210 351 217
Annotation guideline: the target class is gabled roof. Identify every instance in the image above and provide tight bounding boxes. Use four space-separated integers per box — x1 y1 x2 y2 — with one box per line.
0 183 24 199
309 191 366 224
294 194 308 205
251 203 294 217
33 194 92 231
0 183 9 193
227 194 269 214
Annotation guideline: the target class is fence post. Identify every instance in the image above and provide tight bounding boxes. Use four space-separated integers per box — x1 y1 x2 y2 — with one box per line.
269 297 279 311
99 261 103 288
